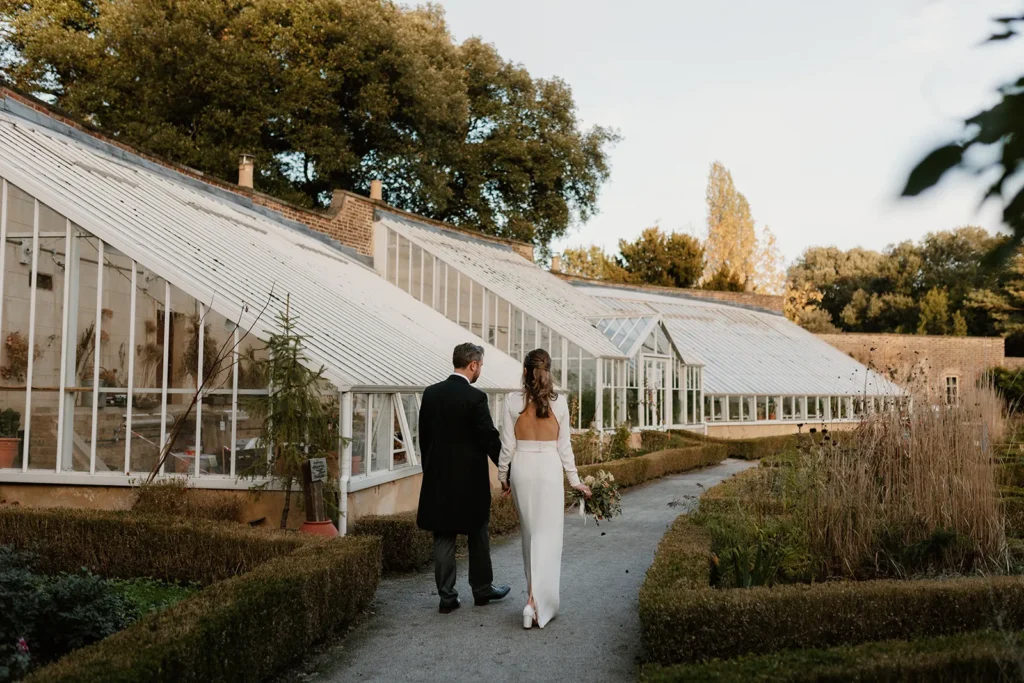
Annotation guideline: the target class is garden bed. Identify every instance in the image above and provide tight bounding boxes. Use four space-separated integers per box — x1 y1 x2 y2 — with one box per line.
0 506 380 682
640 398 1022 678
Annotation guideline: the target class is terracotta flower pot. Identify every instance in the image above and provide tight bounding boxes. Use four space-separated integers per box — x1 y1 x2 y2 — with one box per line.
299 520 339 537
0 437 19 469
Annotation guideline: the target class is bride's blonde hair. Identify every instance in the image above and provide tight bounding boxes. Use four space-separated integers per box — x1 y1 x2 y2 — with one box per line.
521 349 557 418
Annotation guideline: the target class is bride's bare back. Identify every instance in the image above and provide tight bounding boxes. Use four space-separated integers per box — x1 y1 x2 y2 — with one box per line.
514 399 559 442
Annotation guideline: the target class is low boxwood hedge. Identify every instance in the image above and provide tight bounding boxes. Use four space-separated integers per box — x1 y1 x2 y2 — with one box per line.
670 430 834 461
640 511 1024 666
638 629 1024 682
0 506 381 682
350 512 433 573
0 506 307 584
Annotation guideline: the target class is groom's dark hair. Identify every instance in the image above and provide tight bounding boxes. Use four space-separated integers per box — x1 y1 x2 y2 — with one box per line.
453 343 484 369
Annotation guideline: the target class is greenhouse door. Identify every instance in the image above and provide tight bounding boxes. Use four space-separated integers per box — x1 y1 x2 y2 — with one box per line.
644 357 669 430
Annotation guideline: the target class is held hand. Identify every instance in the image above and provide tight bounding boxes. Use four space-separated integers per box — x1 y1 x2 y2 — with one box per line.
501 480 511 497
573 483 592 499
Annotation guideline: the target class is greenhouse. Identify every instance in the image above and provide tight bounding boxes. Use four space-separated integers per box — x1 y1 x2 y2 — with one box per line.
574 283 907 429
375 213 705 432
0 96 522 530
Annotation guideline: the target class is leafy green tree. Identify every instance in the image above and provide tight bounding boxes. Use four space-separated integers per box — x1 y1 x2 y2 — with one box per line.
0 0 615 251
917 287 952 335
561 245 632 282
967 253 1024 351
617 226 704 288
702 266 744 292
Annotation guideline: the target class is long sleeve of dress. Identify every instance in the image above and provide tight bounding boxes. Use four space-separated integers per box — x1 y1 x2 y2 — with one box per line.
497 394 516 483
557 399 581 487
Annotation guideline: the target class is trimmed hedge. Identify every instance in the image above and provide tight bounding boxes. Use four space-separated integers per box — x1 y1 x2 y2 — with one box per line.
0 505 381 683
0 506 306 584
575 444 727 490
25 537 381 683
350 511 433 573
638 629 1024 682
671 430 828 461
640 510 1024 665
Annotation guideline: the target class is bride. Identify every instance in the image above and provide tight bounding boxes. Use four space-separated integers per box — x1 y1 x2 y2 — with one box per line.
498 348 592 629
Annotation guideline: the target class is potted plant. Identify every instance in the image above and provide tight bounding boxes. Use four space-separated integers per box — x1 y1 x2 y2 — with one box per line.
0 408 21 468
243 299 339 535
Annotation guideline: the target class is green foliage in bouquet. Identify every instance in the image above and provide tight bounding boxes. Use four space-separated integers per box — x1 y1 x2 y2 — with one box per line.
568 470 622 525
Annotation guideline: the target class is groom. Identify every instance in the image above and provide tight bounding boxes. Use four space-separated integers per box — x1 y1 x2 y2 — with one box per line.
417 343 511 614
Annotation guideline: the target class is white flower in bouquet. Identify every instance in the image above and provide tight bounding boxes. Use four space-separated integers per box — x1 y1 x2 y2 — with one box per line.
569 469 622 525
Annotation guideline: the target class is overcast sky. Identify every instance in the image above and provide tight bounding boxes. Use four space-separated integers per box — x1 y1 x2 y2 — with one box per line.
433 0 1024 264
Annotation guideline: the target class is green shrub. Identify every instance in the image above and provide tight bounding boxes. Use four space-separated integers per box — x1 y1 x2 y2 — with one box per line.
350 512 433 573
639 629 1024 682
33 569 137 667
25 536 381 683
0 507 306 584
605 423 633 460
0 546 138 680
640 512 1024 665
132 480 243 523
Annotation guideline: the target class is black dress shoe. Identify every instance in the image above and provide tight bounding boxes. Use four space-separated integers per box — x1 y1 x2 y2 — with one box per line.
438 599 461 614
474 584 511 606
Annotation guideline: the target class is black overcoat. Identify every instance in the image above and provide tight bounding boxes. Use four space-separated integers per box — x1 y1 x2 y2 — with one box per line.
416 375 501 535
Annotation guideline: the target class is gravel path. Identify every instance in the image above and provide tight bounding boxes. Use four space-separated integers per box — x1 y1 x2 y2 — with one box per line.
313 458 755 683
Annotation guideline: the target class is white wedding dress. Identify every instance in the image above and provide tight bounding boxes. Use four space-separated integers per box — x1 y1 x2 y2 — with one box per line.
497 392 580 628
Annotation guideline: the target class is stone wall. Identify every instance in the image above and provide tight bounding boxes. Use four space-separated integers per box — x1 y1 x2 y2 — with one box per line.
817 333 1005 404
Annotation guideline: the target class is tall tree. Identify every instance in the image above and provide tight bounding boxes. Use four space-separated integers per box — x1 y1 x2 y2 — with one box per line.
703 161 757 286
0 0 616 251
617 226 704 288
753 226 786 294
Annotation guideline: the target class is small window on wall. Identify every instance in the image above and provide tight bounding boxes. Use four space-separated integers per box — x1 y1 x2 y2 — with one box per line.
945 376 959 405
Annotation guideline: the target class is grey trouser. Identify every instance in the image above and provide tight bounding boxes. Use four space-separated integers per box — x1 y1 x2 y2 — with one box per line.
433 520 493 605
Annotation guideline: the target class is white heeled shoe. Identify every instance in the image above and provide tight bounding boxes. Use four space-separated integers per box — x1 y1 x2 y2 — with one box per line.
522 604 536 629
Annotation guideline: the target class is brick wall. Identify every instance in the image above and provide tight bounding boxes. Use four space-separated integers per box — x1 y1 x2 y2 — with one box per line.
552 273 785 314
817 333 1005 404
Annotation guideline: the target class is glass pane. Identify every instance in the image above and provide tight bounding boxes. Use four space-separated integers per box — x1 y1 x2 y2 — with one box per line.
446 264 458 320
550 332 562 386
351 393 367 477
471 283 484 338
581 353 596 429
392 400 409 469
728 396 740 422
386 230 398 285
458 273 471 331
370 394 390 474
524 315 536 352
410 243 423 300
397 236 412 295
422 253 433 307
496 298 510 352
566 342 580 428
401 394 420 460
767 396 777 420
756 396 767 421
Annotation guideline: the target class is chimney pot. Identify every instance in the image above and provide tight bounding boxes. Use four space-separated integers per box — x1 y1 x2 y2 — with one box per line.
238 154 255 189
369 179 383 201
550 254 562 273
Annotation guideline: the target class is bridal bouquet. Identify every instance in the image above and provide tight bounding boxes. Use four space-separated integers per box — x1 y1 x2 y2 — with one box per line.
569 470 622 525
